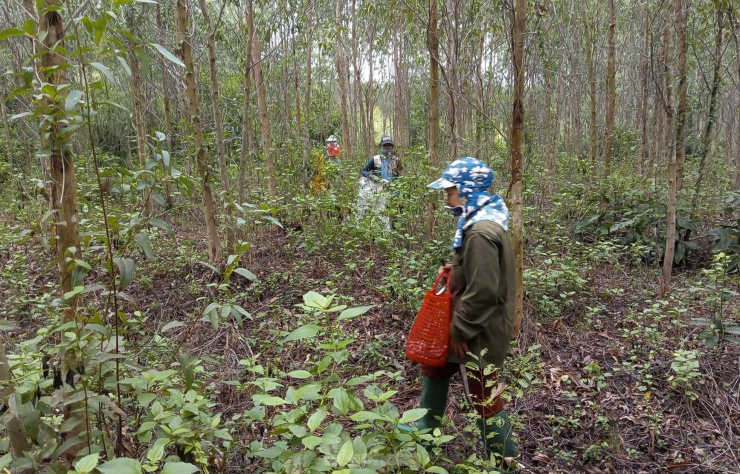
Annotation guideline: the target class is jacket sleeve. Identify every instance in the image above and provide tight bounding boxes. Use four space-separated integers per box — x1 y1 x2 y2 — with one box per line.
450 231 500 342
361 158 376 178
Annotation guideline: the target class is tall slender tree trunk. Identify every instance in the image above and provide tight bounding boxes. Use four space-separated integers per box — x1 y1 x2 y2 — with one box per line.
238 4 255 204
304 5 313 159
155 4 174 208
583 5 597 166
685 5 724 242
128 23 153 216
731 7 740 190
661 2 677 294
176 0 221 262
428 0 441 166
1 85 11 167
247 0 277 197
352 0 372 154
638 3 650 176
510 0 526 337
292 37 302 143
674 0 688 194
544 4 553 195
40 0 88 454
198 0 234 249
336 0 352 156
603 0 616 175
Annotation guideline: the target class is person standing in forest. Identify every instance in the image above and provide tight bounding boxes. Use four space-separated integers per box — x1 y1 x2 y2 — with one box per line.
356 135 401 229
403 157 518 468
326 135 342 160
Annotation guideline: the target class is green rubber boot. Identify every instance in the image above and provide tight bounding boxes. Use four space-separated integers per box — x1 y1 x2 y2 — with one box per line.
477 411 518 469
416 376 450 431
398 375 449 433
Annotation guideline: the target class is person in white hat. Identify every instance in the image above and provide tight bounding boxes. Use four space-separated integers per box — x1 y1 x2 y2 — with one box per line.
356 135 401 229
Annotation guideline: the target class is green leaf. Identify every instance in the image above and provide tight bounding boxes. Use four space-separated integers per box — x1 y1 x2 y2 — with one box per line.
114 257 135 290
0 319 18 331
307 409 327 432
301 436 323 449
303 291 329 309
116 55 131 76
150 43 185 68
97 458 143 474
350 411 385 422
286 370 312 379
90 61 114 83
160 462 199 474
336 440 354 467
134 232 155 260
283 324 320 343
75 453 99 473
254 445 285 458
252 394 287 406
0 27 25 41
399 408 428 424
0 453 11 471
148 217 174 237
234 267 257 281
161 321 185 333
64 89 84 112
337 305 373 321
426 467 449 474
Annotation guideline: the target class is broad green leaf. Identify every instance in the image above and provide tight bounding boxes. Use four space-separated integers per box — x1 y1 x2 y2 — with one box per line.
303 291 329 309
97 458 142 474
114 257 135 290
336 440 354 467
74 453 99 473
252 394 287 406
116 55 131 76
286 370 312 379
64 89 84 112
134 232 154 260
151 43 185 68
337 305 373 321
301 436 322 449
90 61 114 83
353 437 368 464
0 27 24 41
160 462 199 474
399 408 428 424
0 319 18 331
0 453 11 471
148 217 174 237
307 408 327 432
426 467 449 474
254 445 284 458
161 321 185 333
283 324 320 343
234 267 257 281
350 411 385 422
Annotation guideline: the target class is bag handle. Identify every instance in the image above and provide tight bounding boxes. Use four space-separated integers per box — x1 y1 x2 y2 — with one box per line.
432 267 450 295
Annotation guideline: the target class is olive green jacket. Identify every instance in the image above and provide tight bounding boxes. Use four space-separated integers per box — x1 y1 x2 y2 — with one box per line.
448 220 515 369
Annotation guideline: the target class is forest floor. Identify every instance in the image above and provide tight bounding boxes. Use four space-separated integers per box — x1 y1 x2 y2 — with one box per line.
1 208 739 473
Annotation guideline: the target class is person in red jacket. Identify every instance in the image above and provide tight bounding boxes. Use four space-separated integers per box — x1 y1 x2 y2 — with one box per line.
326 135 342 159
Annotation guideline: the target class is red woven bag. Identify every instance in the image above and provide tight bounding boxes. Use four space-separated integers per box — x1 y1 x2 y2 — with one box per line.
405 269 451 366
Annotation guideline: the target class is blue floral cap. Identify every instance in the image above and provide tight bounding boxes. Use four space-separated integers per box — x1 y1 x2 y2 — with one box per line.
427 157 495 194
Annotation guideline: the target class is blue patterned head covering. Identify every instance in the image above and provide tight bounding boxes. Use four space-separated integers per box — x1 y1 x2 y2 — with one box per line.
428 157 510 249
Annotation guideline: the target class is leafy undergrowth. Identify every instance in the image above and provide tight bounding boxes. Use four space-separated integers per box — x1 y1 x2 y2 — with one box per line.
1 203 739 473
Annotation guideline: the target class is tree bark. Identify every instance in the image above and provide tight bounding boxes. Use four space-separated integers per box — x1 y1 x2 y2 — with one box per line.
176 0 221 262
583 4 597 166
198 0 235 249
638 3 650 176
238 3 254 204
661 2 677 294
247 0 277 197
674 0 688 194
428 0 441 166
40 0 88 455
155 3 174 208
603 0 616 175
1 85 11 167
510 0 526 337
685 5 723 242
544 3 553 195
304 4 313 161
731 6 740 190
336 0 352 156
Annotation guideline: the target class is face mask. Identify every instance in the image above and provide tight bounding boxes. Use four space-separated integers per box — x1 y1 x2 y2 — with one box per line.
381 147 392 155
444 205 464 218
